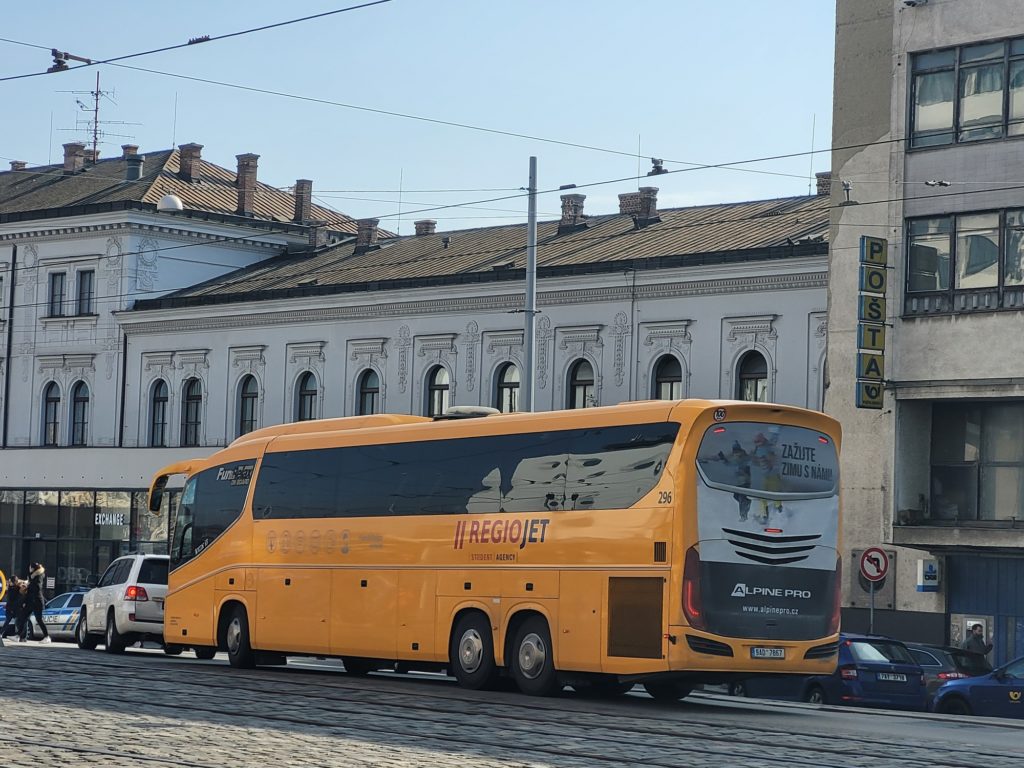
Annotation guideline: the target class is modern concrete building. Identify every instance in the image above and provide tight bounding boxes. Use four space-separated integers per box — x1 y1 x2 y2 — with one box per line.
0 143 360 589
830 0 1024 662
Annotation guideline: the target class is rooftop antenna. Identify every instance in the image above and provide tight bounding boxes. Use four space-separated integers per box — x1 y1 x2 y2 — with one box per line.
396 168 404 236
56 72 140 160
807 113 816 196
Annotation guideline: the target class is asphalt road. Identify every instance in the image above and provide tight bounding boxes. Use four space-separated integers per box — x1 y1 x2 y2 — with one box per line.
0 641 1020 767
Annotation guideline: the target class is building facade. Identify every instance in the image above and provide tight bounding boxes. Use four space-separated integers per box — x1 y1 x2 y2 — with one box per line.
0 143 358 592
830 0 1024 662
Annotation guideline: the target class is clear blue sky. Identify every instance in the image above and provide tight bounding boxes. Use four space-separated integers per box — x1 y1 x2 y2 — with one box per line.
1 1 835 232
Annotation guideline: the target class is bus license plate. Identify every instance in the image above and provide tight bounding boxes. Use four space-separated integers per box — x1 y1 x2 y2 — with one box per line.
751 647 785 659
877 672 906 682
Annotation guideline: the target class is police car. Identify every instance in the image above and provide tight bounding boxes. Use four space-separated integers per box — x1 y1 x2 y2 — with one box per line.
1 590 87 641
932 654 1024 718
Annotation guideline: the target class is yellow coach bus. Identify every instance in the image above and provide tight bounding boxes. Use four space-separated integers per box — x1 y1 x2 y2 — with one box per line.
148 400 842 698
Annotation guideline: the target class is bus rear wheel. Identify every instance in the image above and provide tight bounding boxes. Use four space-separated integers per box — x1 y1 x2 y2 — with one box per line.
510 616 560 696
449 613 497 690
224 606 255 669
643 679 693 701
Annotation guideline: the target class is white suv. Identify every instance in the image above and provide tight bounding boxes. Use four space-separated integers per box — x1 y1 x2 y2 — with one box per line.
76 554 169 654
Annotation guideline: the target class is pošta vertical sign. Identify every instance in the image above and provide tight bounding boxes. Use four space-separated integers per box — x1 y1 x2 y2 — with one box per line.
856 236 888 409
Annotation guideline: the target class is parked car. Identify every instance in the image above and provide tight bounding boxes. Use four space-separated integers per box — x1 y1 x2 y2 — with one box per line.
2 589 87 641
932 654 1024 718
77 554 170 653
726 634 928 711
905 643 992 699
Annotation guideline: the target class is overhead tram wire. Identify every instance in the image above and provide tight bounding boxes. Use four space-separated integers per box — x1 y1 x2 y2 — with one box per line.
3 178 1022 317
0 1 393 83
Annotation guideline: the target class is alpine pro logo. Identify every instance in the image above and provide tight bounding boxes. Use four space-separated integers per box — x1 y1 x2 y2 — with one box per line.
731 583 812 599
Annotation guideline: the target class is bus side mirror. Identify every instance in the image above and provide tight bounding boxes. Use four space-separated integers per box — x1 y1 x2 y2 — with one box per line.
149 476 167 512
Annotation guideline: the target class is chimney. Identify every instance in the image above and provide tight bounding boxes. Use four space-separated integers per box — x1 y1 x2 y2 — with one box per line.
121 144 139 159
638 187 659 222
619 187 660 225
414 219 437 236
62 142 86 175
82 148 99 164
618 191 641 216
816 171 832 197
354 218 379 253
557 193 586 235
308 220 329 249
293 178 313 223
125 155 144 182
9 160 27 171
235 153 260 217
178 143 203 183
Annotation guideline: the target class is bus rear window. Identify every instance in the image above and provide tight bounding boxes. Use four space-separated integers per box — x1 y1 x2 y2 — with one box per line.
696 423 838 496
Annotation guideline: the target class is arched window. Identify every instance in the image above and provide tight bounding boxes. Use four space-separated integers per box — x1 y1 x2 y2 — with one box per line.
737 351 769 402
296 372 318 421
426 366 450 417
653 355 683 400
150 380 168 447
238 375 259 436
495 363 520 413
358 369 380 416
70 381 90 446
181 378 203 447
568 359 595 409
42 382 60 446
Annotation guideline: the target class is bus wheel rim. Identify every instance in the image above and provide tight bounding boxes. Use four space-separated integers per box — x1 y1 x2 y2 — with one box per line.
518 632 546 680
226 618 242 654
458 629 483 674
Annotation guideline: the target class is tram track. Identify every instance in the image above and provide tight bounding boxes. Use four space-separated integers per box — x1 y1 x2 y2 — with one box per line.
1 648 1019 767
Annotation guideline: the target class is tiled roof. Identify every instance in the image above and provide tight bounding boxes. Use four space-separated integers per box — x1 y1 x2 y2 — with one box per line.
141 194 829 308
0 149 361 234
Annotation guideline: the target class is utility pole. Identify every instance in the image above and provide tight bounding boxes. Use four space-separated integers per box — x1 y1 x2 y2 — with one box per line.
522 156 538 412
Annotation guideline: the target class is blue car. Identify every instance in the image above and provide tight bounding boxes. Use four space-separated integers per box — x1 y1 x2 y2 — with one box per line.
1 590 87 641
932 655 1024 718
729 634 928 711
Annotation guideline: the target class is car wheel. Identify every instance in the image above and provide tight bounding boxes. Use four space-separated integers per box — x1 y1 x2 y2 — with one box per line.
510 616 560 696
224 605 255 668
76 609 98 651
644 680 694 701
804 684 827 705
163 644 184 656
449 613 498 690
728 681 748 697
939 696 973 716
104 613 126 654
194 646 217 660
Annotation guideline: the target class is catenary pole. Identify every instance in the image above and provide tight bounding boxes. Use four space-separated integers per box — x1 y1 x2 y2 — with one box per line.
522 156 538 412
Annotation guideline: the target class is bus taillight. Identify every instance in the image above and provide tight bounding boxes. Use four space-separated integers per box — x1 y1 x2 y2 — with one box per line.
682 547 705 631
828 558 842 635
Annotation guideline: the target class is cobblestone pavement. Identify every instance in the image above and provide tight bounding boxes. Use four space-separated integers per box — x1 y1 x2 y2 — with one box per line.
0 643 1020 767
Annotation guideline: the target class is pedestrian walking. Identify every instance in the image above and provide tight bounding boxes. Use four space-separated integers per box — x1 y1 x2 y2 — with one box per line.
1 577 25 638
961 623 992 657
21 563 50 643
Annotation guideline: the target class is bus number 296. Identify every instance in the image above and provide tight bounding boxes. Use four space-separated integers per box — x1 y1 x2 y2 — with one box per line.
658 491 672 504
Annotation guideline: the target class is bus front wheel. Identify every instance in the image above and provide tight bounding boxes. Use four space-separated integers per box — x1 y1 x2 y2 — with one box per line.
449 613 497 690
224 606 256 669
510 616 560 696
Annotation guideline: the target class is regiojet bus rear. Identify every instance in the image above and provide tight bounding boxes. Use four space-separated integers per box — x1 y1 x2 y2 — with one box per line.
668 402 842 678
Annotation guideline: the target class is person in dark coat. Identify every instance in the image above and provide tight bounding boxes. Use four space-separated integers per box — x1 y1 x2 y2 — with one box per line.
961 623 993 656
21 563 50 643
1 577 25 638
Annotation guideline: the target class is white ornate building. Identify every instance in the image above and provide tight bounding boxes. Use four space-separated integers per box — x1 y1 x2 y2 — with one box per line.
0 142 361 588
